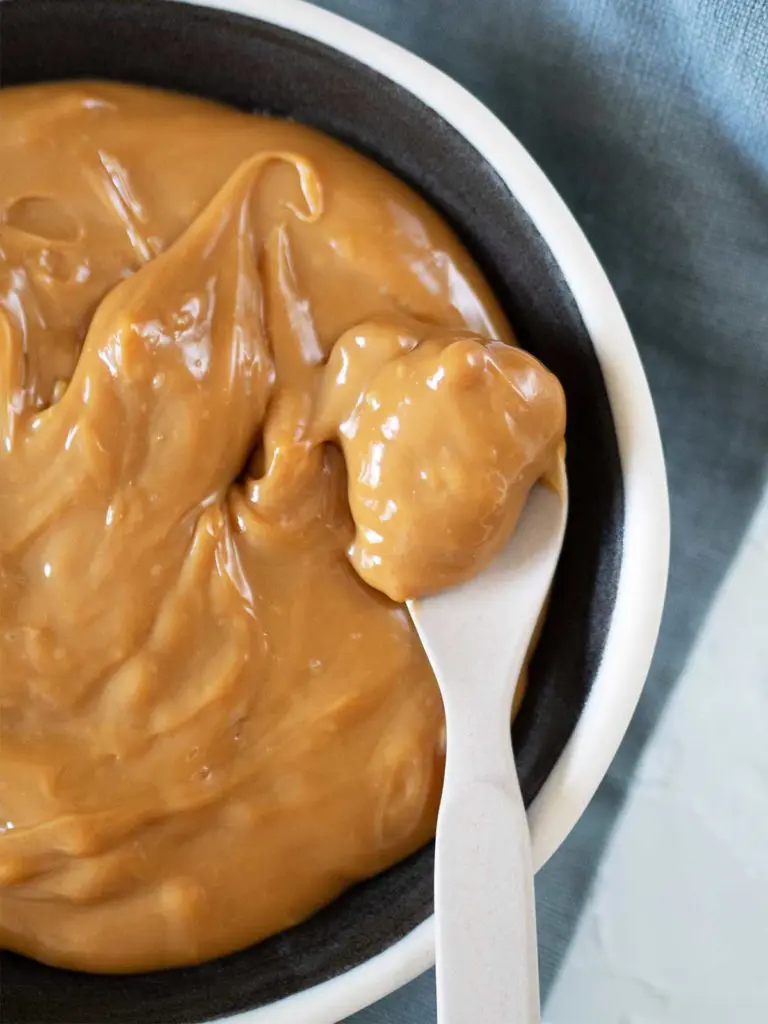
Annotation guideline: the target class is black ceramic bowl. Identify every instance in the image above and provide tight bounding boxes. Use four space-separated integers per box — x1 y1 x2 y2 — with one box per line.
0 1 668 1021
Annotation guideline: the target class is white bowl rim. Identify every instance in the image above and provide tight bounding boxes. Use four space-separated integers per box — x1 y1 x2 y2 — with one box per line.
152 0 671 1020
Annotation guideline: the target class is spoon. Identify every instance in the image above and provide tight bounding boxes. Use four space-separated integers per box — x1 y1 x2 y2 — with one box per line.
407 480 568 1024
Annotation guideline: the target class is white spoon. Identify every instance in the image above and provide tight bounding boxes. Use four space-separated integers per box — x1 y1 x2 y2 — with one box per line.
407 480 568 1024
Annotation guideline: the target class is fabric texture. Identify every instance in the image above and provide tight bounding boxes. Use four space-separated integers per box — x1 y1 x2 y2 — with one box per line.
308 1 768 1019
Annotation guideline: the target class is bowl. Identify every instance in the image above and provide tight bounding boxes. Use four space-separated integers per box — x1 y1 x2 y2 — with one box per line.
0 0 670 1021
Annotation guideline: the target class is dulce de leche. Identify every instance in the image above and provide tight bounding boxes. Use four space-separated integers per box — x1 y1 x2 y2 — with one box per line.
0 82 566 972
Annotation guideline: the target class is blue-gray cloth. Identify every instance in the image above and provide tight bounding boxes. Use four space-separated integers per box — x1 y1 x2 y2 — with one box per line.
307 1 768 1020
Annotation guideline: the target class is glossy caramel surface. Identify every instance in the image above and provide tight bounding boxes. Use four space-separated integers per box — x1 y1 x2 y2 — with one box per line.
0 83 565 971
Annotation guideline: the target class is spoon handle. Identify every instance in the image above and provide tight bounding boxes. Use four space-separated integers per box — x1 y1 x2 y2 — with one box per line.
435 768 540 1023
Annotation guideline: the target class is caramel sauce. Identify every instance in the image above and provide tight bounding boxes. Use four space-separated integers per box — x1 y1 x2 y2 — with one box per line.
0 83 565 972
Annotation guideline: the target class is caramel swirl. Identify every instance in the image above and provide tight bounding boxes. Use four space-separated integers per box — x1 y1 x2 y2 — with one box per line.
0 82 564 972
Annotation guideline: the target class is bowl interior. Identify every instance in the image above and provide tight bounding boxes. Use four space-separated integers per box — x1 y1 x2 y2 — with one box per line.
0 0 624 1021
